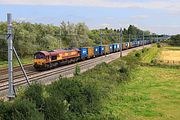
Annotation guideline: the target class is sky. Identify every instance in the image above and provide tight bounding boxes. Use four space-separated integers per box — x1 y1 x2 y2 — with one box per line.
0 0 180 35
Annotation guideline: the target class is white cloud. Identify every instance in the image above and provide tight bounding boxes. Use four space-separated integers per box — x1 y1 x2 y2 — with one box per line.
1 0 180 11
15 17 34 22
137 24 180 35
131 15 149 19
99 23 112 28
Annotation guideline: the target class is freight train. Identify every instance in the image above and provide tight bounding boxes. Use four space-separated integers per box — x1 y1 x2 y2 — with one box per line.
34 39 159 71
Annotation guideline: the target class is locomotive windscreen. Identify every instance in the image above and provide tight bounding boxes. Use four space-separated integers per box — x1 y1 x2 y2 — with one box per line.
35 53 46 59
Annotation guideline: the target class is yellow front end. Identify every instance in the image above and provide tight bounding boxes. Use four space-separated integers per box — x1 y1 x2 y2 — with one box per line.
34 59 46 65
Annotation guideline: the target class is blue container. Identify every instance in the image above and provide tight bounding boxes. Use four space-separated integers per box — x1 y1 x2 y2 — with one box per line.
137 41 140 46
144 40 147 45
146 40 149 44
113 43 118 52
94 46 100 56
126 42 129 48
117 44 120 51
109 44 114 53
79 48 88 59
135 41 138 46
99 46 105 55
140 40 143 45
147 40 150 44
132 41 136 47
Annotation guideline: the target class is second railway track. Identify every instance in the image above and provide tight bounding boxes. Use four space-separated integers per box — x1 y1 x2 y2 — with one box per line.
0 54 111 91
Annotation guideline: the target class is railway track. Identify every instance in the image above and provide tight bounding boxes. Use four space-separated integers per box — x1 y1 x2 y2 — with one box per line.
0 64 33 75
0 55 110 91
0 45 152 97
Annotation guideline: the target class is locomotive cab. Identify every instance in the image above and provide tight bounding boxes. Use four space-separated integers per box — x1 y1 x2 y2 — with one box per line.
34 51 50 70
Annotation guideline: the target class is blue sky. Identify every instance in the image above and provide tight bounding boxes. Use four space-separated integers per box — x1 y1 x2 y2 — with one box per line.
0 0 180 35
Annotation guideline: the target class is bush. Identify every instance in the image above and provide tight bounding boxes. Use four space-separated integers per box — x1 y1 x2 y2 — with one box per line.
151 59 158 64
119 65 128 74
157 43 161 48
142 48 149 53
74 64 81 76
44 97 69 120
47 79 100 116
135 52 141 58
118 65 130 82
0 99 43 120
23 83 45 111
169 34 180 46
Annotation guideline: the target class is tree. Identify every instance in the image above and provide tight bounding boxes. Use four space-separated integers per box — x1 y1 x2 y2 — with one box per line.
170 34 180 46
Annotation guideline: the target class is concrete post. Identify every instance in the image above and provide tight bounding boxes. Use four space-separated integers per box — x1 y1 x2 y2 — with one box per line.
120 28 122 57
100 32 102 46
143 32 144 48
7 13 15 99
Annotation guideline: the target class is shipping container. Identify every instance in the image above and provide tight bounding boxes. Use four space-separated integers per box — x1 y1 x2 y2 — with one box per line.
122 43 126 50
94 46 100 56
129 42 133 48
126 42 129 49
109 44 114 53
139 40 142 46
99 46 105 55
104 45 110 54
132 41 135 47
137 41 140 46
147 40 151 44
87 47 94 58
79 48 88 59
144 40 147 45
117 44 120 51
113 43 118 52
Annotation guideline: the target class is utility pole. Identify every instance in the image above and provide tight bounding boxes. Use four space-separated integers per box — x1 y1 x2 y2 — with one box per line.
7 13 15 99
100 31 102 46
129 34 130 48
143 31 144 48
59 30 62 49
120 28 123 57
76 29 79 47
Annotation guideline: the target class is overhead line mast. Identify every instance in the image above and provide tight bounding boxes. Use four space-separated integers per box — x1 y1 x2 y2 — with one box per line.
7 13 15 99
120 28 123 57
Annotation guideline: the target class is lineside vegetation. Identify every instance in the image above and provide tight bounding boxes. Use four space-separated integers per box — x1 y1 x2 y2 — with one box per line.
0 45 179 120
0 22 150 61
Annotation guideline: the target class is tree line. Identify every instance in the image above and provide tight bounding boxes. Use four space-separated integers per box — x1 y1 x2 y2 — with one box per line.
0 22 151 60
169 34 180 46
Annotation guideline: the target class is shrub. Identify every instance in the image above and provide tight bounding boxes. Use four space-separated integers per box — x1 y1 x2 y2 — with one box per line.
157 43 161 48
135 52 141 58
118 64 130 82
0 99 43 120
74 64 81 76
151 59 158 64
23 83 45 111
44 97 69 120
119 65 128 74
142 48 149 53
82 84 100 113
47 79 100 116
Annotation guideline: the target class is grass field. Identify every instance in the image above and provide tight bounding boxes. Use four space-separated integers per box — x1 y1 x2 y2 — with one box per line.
101 66 180 120
0 57 33 68
100 45 180 120
140 45 159 63
159 51 180 61
157 46 180 65
164 46 180 51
